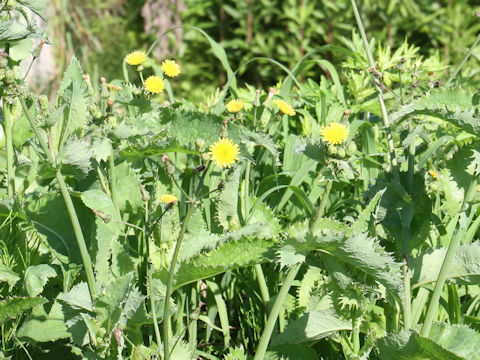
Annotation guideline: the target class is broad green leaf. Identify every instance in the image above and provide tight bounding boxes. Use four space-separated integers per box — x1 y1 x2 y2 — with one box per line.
411 244 480 289
390 87 480 137
57 282 93 312
17 301 70 342
377 323 480 360
0 262 20 288
0 20 31 41
9 38 32 61
0 296 47 322
18 0 48 20
216 165 241 229
115 161 143 212
57 81 88 145
23 264 56 297
271 310 351 345
57 57 85 99
265 344 318 360
58 138 92 177
154 236 274 290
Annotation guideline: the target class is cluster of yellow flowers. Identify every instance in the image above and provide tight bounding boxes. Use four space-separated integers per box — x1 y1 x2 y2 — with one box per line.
125 50 181 94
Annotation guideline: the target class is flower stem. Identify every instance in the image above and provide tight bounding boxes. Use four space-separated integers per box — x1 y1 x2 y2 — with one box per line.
56 169 97 298
109 147 121 220
254 263 301 360
421 178 477 336
310 181 332 231
255 264 270 307
145 200 162 350
3 101 15 198
350 0 399 182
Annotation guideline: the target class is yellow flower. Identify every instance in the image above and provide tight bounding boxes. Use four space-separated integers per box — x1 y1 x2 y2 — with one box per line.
209 138 240 168
160 194 178 204
275 100 295 116
125 51 147 66
429 169 438 180
161 60 181 78
321 123 349 146
144 75 164 94
226 99 244 113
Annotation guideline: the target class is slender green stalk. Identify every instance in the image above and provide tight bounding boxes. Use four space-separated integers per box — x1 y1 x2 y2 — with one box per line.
109 147 121 220
243 161 251 222
163 202 195 360
56 170 97 298
446 32 480 87
145 201 162 350
254 262 301 360
254 264 270 307
350 0 399 182
18 91 96 299
17 95 54 165
421 179 477 336
3 101 15 198
311 181 332 231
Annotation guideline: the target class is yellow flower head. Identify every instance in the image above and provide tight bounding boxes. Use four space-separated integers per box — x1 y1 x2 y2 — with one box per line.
321 123 349 146
429 169 438 180
125 51 147 66
275 100 295 116
144 75 164 94
161 60 181 78
226 99 244 113
209 138 240 168
160 194 178 204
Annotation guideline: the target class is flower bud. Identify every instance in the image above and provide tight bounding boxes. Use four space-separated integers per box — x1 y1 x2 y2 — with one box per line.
328 144 338 156
347 142 357 155
337 148 346 159
32 40 45 58
0 57 8 69
39 95 49 110
4 69 15 84
253 89 261 107
195 138 206 152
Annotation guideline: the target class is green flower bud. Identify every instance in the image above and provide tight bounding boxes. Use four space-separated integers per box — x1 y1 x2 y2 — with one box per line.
195 138 206 152
337 148 346 159
107 115 116 127
6 0 16 8
39 95 49 110
0 69 6 80
328 144 338 156
347 142 357 155
0 57 8 69
4 69 15 84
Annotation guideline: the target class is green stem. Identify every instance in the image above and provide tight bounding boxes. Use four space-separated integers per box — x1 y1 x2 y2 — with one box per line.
163 202 196 360
17 94 54 165
421 179 477 336
243 161 251 222
311 181 332 231
3 101 15 198
446 32 480 87
56 169 97 298
255 264 270 307
145 201 162 350
254 263 301 360
350 0 399 182
109 147 121 220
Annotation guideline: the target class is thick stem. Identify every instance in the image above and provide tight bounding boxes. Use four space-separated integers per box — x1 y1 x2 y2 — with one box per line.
311 181 332 231
3 101 15 198
145 201 162 349
255 264 270 307
254 263 301 360
56 170 97 298
421 179 477 336
350 0 399 182
163 202 196 360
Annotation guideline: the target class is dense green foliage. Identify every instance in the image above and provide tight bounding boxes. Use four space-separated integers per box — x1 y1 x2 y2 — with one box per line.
2 0 480 359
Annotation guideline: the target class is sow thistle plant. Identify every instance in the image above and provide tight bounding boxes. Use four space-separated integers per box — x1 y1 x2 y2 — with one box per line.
3 1 480 359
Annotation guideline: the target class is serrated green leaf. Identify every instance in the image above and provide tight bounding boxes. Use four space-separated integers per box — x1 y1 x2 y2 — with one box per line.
351 188 385 233
411 243 480 289
0 20 31 41
23 264 56 297
18 0 48 20
0 296 47 322
57 281 93 312
271 310 351 345
390 87 480 137
59 139 92 177
9 38 32 61
115 162 143 212
297 266 322 309
216 165 241 229
377 323 480 360
57 57 85 99
0 262 20 289
17 301 70 342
